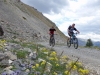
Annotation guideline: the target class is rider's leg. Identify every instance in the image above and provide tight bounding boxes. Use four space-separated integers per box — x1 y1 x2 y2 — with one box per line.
49 34 52 46
70 32 74 44
50 34 53 40
50 34 51 39
68 33 71 40
52 34 54 38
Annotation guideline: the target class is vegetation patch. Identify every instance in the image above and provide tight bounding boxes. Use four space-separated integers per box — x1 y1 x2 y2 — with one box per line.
0 39 90 75
22 16 27 20
16 50 28 59
85 39 93 47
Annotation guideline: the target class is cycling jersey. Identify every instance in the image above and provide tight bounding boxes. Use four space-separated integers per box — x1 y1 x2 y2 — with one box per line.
68 25 77 33
49 28 56 34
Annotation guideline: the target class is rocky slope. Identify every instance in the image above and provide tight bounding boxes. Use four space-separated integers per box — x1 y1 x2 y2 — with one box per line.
0 0 67 43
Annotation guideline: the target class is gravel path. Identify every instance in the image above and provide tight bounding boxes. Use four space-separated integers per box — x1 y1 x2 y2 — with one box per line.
38 42 100 75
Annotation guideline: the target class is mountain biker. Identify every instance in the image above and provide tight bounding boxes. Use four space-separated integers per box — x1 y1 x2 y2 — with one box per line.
67 23 80 40
49 26 56 40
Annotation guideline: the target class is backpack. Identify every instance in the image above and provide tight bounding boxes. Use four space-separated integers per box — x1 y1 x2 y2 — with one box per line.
0 25 4 36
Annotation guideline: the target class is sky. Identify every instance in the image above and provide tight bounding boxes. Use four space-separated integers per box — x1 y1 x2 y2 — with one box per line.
21 0 100 42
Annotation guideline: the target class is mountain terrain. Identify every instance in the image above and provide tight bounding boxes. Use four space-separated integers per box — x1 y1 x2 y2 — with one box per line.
93 41 100 47
0 0 67 44
78 39 100 48
0 0 100 75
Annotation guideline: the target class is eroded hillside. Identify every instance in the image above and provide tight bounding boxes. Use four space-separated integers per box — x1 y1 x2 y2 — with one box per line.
0 0 67 44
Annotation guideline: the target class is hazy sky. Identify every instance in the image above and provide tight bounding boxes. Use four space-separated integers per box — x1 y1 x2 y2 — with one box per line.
21 0 100 41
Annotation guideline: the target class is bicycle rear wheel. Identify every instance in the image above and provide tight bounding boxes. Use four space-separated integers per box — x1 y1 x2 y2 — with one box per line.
67 38 71 47
73 38 78 49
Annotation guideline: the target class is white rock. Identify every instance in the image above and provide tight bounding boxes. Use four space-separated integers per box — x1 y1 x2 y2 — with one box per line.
4 51 17 60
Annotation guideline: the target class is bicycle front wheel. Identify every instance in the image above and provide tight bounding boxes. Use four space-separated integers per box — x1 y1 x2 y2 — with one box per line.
49 39 51 46
73 38 78 49
51 38 55 47
50 37 55 47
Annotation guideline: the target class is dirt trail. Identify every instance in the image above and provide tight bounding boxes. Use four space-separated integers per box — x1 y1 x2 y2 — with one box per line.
38 42 100 75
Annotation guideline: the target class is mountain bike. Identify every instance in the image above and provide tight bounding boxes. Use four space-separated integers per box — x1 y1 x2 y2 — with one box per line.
49 34 55 47
67 33 78 49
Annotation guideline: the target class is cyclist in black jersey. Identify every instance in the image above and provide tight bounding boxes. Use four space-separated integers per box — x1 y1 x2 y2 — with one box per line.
67 23 80 39
49 26 56 40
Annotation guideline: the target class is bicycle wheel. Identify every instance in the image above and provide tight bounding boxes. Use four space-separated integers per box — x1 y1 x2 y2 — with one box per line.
73 38 78 49
67 38 71 47
51 37 55 47
49 39 51 46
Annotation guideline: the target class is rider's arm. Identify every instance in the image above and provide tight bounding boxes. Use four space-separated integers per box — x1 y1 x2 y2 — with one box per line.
74 28 80 34
54 29 58 35
77 30 80 33
54 29 56 31
49 29 51 35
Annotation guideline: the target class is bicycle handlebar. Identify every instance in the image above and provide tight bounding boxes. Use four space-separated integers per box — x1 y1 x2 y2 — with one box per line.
74 32 79 35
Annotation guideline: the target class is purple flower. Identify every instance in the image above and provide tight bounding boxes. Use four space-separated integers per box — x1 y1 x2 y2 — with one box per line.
20 64 25 67
1 72 7 75
9 72 16 75
13 72 17 75
28 64 32 68
15 70 21 75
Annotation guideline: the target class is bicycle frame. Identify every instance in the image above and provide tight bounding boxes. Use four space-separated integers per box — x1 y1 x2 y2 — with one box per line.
67 33 78 49
71 33 77 41
49 34 55 47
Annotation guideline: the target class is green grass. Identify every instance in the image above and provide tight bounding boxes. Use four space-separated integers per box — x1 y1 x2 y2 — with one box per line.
21 42 37 50
16 50 28 59
7 40 20 44
84 46 100 50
